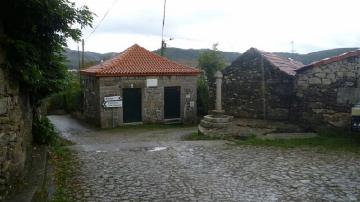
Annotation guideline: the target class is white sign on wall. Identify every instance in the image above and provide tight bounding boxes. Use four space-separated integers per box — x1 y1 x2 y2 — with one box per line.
190 101 195 108
104 96 122 102
103 95 122 108
146 78 158 87
103 100 122 108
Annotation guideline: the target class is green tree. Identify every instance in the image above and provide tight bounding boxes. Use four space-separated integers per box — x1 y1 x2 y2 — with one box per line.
197 43 226 115
0 0 93 107
196 74 209 116
198 43 226 82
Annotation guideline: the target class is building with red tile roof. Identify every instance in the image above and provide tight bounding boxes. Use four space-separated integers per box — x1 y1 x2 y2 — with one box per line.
81 44 200 128
261 51 304 76
296 49 360 73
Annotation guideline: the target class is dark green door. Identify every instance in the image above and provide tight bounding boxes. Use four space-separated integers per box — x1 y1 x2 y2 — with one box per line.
164 86 180 119
123 88 142 123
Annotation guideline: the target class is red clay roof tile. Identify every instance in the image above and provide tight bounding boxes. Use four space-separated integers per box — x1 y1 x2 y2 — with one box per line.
80 44 202 77
260 50 304 76
296 49 360 72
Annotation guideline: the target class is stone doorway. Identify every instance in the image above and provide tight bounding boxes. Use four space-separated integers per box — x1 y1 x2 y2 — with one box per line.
164 86 181 119
123 88 142 123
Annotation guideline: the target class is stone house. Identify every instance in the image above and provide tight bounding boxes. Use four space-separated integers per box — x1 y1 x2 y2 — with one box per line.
80 44 201 128
294 50 360 129
222 48 303 120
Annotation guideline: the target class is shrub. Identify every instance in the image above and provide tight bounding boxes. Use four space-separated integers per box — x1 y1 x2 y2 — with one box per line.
47 72 82 113
197 75 209 116
32 116 58 145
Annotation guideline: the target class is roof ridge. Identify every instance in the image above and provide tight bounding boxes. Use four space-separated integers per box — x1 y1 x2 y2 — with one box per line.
259 50 303 76
80 44 201 77
296 49 360 72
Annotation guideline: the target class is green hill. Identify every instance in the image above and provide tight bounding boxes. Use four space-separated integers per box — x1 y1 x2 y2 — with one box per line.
154 48 241 67
275 48 359 65
64 48 118 69
64 47 359 69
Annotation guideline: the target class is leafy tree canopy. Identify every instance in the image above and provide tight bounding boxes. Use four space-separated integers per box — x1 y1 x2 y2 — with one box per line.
0 0 93 106
198 43 226 82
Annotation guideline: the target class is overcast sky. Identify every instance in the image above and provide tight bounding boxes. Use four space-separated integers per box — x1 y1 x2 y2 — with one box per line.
67 0 360 54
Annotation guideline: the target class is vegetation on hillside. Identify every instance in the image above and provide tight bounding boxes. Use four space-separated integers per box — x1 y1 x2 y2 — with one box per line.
275 48 359 65
64 47 240 69
64 47 359 70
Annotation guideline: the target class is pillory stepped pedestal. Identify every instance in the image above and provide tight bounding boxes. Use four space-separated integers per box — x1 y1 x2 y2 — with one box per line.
198 71 234 137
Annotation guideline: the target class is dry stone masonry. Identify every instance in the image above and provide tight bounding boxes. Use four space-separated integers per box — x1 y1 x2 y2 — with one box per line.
295 51 360 128
223 48 303 121
0 52 33 200
223 48 360 130
87 75 198 128
81 44 200 128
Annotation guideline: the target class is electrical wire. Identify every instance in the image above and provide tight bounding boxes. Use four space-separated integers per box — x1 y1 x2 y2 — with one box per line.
85 0 118 41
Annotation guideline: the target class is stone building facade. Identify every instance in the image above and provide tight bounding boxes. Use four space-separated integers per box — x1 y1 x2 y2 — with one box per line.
0 47 32 200
81 44 200 128
294 50 360 129
223 48 303 121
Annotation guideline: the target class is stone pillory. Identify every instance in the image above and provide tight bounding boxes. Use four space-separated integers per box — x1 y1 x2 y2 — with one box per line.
80 44 201 128
222 48 303 121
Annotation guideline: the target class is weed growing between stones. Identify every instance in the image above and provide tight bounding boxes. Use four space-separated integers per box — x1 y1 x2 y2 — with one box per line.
32 116 79 201
182 132 228 141
49 138 78 202
103 123 196 133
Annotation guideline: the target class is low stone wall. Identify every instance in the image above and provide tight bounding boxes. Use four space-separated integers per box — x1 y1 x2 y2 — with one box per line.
295 56 360 129
0 67 33 200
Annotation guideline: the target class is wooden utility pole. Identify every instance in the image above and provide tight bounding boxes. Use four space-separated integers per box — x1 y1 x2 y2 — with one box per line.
160 0 167 56
77 42 81 70
81 39 85 68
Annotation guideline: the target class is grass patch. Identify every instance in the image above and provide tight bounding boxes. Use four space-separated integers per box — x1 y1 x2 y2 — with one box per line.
49 138 78 202
235 128 360 152
182 132 226 141
102 123 196 133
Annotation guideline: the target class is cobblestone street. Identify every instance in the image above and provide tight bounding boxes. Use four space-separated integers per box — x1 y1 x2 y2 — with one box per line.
49 115 360 201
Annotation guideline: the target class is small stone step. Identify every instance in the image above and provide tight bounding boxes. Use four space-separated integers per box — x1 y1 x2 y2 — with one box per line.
200 119 232 129
164 118 182 125
203 115 233 123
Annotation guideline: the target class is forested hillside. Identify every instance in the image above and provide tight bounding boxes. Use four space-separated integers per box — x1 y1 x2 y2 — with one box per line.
275 48 359 65
64 47 359 69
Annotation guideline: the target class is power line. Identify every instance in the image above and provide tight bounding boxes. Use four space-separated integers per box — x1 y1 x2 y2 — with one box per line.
85 0 118 41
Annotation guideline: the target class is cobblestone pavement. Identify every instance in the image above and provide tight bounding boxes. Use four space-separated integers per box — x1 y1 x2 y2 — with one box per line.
49 115 360 202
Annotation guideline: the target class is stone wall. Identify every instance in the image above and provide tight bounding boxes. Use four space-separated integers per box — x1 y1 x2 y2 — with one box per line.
223 49 295 121
81 75 101 126
295 56 360 129
0 53 33 200
82 75 198 128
